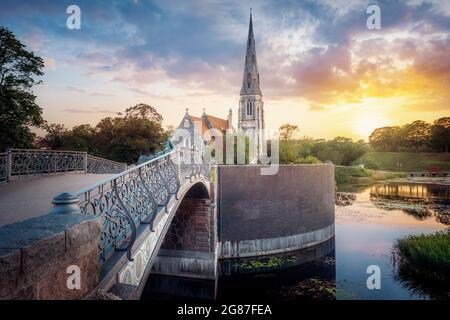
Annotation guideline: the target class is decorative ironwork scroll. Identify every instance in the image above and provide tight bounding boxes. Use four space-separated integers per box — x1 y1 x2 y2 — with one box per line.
87 155 127 174
74 147 206 263
1 149 127 182
0 153 7 182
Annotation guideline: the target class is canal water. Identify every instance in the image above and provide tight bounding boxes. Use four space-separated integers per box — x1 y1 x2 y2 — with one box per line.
142 181 449 301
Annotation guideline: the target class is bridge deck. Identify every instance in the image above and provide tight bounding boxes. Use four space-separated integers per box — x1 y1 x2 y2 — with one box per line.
0 173 114 226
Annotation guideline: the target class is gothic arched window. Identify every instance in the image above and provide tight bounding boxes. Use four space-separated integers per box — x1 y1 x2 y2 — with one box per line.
246 101 253 116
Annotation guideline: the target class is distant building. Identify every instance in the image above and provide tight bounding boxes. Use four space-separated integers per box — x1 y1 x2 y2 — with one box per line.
172 108 232 157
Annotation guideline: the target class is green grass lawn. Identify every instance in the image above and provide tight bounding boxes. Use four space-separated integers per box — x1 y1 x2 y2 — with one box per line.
335 166 405 184
354 152 450 172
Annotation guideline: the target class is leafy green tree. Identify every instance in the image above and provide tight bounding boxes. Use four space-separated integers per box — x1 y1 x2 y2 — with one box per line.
63 124 95 152
400 120 431 151
36 122 68 149
369 126 402 151
430 117 450 152
37 104 168 164
312 142 343 165
279 140 299 164
94 104 167 163
279 123 299 141
0 27 44 150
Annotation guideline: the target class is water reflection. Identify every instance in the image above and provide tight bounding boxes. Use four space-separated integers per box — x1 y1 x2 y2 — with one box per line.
142 237 336 301
142 181 449 301
218 237 335 301
370 183 449 203
392 250 450 300
336 181 449 300
369 183 450 225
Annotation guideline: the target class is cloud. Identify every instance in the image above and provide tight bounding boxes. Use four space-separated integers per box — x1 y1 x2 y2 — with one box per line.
308 103 327 112
66 86 116 97
0 0 448 115
43 57 56 70
61 107 116 115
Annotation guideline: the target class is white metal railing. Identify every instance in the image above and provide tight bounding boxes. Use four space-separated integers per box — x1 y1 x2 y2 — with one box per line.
49 145 209 263
0 149 127 182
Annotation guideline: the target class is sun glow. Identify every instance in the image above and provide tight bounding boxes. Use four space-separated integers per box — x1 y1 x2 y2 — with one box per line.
354 115 389 140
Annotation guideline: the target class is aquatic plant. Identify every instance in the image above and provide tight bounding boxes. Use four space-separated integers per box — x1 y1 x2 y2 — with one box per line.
235 256 296 271
393 230 450 299
280 277 336 300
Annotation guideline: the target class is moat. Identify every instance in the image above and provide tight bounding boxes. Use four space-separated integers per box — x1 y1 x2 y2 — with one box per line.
142 181 449 301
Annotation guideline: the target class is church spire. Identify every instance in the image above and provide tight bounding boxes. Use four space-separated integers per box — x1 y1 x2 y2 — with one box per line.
240 10 262 96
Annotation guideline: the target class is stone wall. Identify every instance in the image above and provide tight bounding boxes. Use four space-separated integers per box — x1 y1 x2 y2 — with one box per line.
0 214 101 300
217 164 335 257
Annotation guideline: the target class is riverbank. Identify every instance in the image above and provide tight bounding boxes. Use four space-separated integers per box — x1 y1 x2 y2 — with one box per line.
391 176 450 186
354 152 450 171
335 166 406 184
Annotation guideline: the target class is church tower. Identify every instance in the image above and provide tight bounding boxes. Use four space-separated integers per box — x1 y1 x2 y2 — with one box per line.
238 11 265 162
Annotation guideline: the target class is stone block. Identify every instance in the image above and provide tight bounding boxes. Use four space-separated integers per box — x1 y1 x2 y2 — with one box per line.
8 284 37 300
37 248 99 300
0 213 102 299
21 231 66 275
0 248 21 298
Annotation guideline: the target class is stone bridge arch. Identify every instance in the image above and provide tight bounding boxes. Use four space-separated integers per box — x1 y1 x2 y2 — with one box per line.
161 182 213 252
107 178 217 299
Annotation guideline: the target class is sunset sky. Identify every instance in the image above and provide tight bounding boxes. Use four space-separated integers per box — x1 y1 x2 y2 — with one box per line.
1 0 449 140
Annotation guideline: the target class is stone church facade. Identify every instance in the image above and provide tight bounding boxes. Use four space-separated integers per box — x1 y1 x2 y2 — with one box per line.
172 12 265 163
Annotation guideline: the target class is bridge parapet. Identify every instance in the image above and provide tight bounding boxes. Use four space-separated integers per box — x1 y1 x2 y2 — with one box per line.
50 146 209 266
0 149 127 183
0 213 101 299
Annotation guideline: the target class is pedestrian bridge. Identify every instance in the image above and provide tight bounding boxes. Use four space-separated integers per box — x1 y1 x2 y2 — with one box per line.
0 146 214 299
0 147 335 300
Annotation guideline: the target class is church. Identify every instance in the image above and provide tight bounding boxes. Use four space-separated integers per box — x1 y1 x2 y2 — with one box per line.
172 12 265 162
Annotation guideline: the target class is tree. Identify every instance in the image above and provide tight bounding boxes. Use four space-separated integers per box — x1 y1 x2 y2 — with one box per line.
121 103 164 123
279 124 299 141
62 124 95 152
94 104 168 163
400 120 431 151
430 117 450 152
0 27 45 150
37 104 168 164
369 126 402 151
36 122 68 150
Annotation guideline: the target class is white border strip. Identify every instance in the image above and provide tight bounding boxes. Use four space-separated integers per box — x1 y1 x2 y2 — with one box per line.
219 223 335 258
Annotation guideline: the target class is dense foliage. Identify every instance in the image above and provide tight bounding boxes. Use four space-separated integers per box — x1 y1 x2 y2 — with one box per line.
369 117 450 152
37 104 168 164
278 124 369 165
0 27 45 150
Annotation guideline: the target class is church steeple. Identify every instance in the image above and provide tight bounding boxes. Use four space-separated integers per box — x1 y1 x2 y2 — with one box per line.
238 10 265 163
240 11 262 96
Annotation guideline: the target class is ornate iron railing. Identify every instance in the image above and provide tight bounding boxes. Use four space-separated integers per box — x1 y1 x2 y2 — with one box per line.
87 155 127 174
0 153 7 182
0 149 127 182
52 146 209 263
